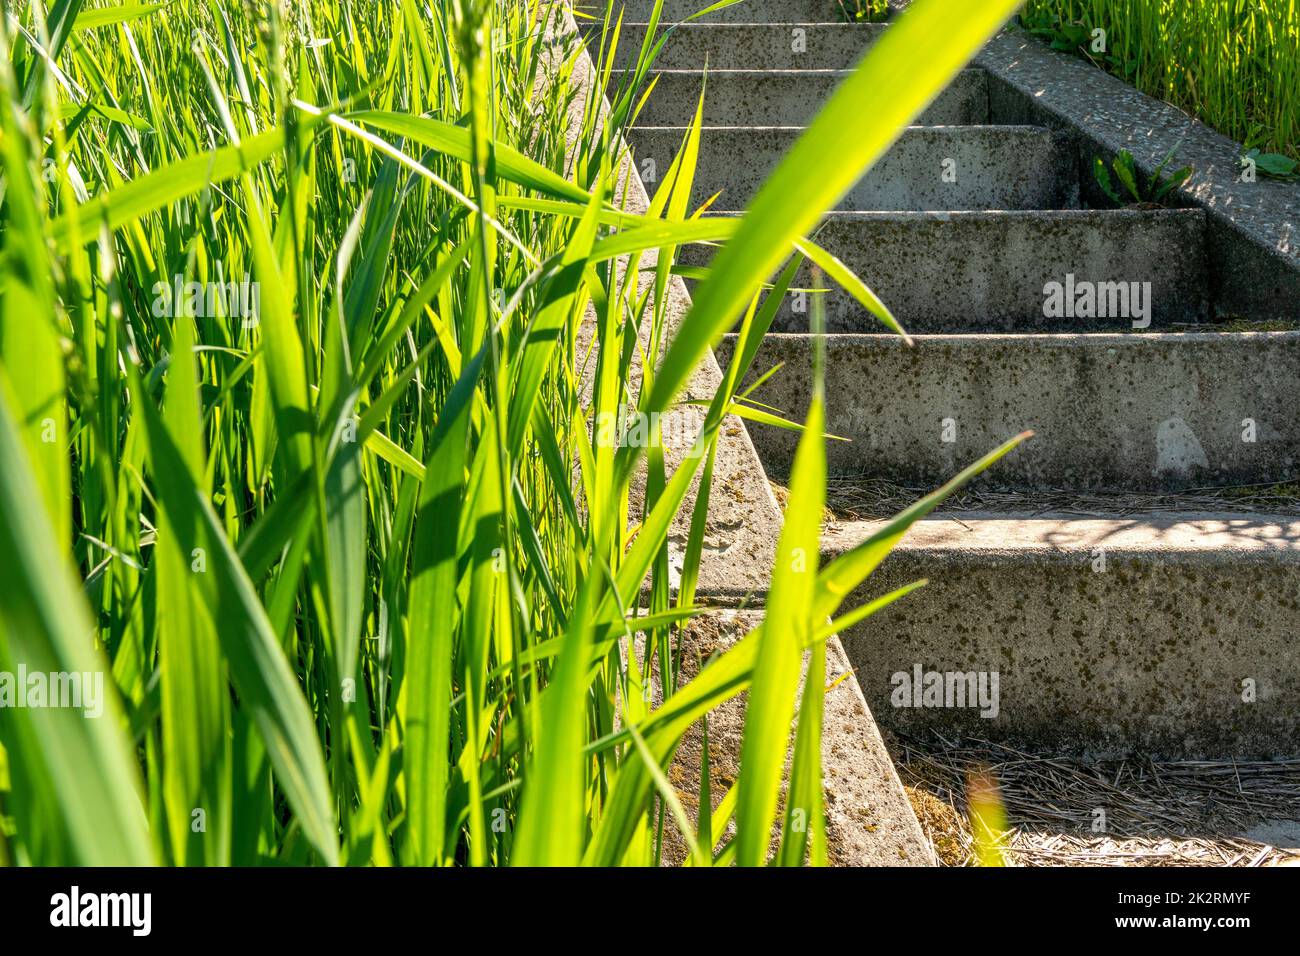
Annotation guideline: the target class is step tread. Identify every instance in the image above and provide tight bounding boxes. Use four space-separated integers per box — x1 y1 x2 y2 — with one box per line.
594 21 888 69
574 0 838 18
698 208 1207 222
715 207 1208 219
617 20 877 25
615 68 863 76
629 121 1040 129
746 329 1294 341
616 67 862 73
824 511 1300 555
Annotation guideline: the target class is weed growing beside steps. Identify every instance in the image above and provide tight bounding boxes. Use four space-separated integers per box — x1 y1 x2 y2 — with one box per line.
1092 147 1191 207
1021 0 1300 160
842 0 892 22
0 0 1023 866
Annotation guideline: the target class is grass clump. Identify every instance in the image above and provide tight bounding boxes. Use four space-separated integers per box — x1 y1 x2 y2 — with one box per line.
0 0 1022 867
843 0 892 23
1092 146 1191 206
1021 0 1300 160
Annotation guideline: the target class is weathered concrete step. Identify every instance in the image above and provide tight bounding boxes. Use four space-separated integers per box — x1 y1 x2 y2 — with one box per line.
615 68 988 126
597 21 883 70
714 331 1300 490
822 511 1300 758
694 209 1205 332
576 0 840 24
631 125 1069 211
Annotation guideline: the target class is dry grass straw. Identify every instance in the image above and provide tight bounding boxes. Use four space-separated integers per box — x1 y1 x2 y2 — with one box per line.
892 731 1300 867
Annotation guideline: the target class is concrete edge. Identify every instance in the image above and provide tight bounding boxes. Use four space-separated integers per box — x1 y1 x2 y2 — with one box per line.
551 5 785 595
740 329 1300 345
662 610 934 866
974 28 1300 322
551 3 934 865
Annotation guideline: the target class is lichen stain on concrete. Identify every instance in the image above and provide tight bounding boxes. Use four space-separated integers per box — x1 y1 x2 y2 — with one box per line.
1154 416 1210 477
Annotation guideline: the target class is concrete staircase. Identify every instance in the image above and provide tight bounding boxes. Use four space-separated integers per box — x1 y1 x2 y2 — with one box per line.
582 3 1300 762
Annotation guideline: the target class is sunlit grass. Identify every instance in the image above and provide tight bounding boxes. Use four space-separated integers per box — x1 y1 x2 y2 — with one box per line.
0 0 1022 866
1022 0 1300 160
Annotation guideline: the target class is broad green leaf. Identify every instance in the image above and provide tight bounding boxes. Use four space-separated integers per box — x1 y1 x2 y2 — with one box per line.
73 2 169 31
156 316 231 865
350 110 591 202
133 363 339 865
48 119 325 250
403 345 488 866
736 391 825 866
0 374 154 865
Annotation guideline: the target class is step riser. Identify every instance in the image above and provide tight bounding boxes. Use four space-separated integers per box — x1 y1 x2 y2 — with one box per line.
716 332 1300 490
618 69 988 127
577 0 840 24
690 210 1206 332
596 22 883 71
825 527 1300 758
632 125 1068 212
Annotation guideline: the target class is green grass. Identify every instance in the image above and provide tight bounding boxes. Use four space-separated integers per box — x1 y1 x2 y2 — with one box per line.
1021 0 1300 160
843 0 892 22
0 0 1022 866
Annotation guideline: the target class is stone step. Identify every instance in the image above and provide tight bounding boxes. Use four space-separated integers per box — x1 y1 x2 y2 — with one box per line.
714 330 1300 490
576 0 842 24
821 509 1300 758
614 67 988 126
631 125 1069 212
688 209 1207 332
596 21 884 70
